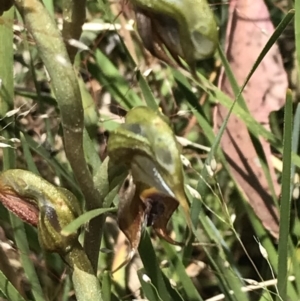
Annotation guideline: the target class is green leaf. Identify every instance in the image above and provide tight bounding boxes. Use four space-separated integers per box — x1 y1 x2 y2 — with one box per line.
137 268 163 301
136 69 159 110
162 241 203 301
10 217 45 301
0 270 27 301
89 49 143 110
277 90 293 301
101 271 112 301
62 207 116 235
139 231 183 301
296 2 300 75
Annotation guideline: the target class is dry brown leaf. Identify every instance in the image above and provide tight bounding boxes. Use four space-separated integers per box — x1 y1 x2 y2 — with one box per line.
214 0 288 238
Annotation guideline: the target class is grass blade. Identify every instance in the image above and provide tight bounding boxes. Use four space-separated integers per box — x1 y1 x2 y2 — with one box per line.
291 103 300 183
101 271 112 301
139 231 183 301
162 241 204 301
136 69 159 110
10 217 45 301
276 90 293 301
62 207 116 235
296 1 300 76
0 270 27 301
137 268 163 301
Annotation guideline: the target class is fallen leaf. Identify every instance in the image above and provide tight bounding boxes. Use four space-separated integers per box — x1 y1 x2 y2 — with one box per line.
214 0 287 238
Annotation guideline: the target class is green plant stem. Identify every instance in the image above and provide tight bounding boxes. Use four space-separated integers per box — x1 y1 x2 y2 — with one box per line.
65 242 102 301
62 0 86 63
14 0 104 272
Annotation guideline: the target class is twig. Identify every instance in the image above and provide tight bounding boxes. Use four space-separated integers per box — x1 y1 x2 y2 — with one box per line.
205 276 295 301
176 136 211 152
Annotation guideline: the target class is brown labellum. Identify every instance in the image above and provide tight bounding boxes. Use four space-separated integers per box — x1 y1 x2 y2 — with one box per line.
114 173 185 272
0 193 39 226
117 175 145 253
140 187 183 246
0 182 39 226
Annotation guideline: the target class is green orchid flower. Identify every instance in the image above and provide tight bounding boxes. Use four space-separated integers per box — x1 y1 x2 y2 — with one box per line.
0 169 81 254
0 169 102 301
107 106 192 269
131 0 218 71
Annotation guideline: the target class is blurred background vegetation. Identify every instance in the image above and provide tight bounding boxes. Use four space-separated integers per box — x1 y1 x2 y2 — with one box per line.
0 0 300 300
